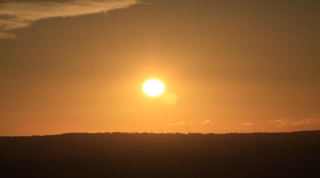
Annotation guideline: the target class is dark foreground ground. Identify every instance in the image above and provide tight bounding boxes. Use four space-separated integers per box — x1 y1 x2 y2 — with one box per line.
1 131 320 178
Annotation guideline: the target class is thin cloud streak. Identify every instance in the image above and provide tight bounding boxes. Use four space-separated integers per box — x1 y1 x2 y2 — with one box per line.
291 118 320 126
242 122 253 126
167 121 186 126
271 118 320 128
201 120 212 125
0 0 139 38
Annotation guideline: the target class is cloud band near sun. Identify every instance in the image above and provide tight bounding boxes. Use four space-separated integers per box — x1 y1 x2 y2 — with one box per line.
0 0 139 39
271 118 320 128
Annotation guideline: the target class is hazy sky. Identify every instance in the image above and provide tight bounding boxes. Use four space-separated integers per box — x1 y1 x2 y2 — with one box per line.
1 0 319 135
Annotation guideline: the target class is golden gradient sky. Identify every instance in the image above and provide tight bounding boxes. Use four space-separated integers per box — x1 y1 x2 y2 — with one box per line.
1 0 320 135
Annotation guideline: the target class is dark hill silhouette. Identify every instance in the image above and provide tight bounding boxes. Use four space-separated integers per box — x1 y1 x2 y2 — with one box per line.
1 131 320 178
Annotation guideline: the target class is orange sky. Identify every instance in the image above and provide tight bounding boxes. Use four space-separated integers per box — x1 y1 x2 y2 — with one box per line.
0 0 320 136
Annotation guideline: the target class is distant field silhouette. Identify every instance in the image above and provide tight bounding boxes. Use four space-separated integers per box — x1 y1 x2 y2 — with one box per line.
1 131 320 178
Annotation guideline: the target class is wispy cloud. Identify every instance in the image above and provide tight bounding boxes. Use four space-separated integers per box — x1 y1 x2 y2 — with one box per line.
291 118 320 126
0 0 139 39
201 120 212 125
271 118 320 128
272 119 293 128
241 122 253 126
167 121 186 126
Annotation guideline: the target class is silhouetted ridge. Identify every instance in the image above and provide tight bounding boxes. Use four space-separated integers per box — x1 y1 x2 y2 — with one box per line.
1 131 319 178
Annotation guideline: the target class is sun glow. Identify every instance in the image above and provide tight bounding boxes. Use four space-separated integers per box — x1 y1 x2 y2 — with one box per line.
142 79 165 97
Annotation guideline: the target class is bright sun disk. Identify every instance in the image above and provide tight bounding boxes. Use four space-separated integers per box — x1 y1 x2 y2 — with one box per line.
142 79 165 97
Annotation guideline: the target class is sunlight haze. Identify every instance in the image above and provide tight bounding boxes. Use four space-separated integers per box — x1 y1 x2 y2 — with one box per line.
0 0 319 136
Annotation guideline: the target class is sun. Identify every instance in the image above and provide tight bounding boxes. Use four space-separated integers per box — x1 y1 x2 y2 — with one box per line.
142 79 165 97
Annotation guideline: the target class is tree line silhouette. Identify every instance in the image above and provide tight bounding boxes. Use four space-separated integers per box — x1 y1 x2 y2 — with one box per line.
1 131 319 177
